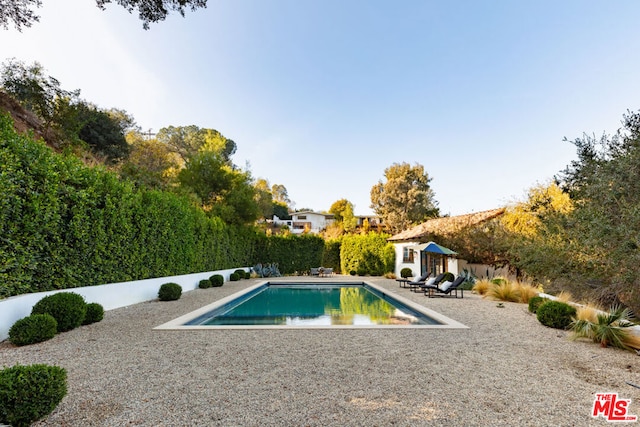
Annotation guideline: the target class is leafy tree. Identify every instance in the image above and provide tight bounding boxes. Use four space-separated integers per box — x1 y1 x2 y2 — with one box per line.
329 199 357 234
254 178 274 219
156 125 236 162
271 183 291 206
329 199 351 222
498 182 575 279
212 170 260 225
0 59 80 129
96 0 208 29
0 0 41 31
119 132 181 189
370 162 439 233
178 151 259 225
342 202 357 233
75 102 130 162
178 150 232 204
1 1 207 31
272 201 290 219
106 108 139 134
557 111 640 310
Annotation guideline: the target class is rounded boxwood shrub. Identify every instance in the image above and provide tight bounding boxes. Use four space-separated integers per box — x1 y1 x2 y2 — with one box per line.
158 283 182 301
82 303 104 325
31 292 87 333
400 268 413 278
209 274 224 287
198 279 212 289
442 272 455 283
536 300 576 329
528 296 547 313
234 269 246 279
229 273 240 281
0 364 67 427
8 314 58 346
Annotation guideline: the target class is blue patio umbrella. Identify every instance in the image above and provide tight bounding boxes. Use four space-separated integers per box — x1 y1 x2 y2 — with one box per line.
421 242 457 255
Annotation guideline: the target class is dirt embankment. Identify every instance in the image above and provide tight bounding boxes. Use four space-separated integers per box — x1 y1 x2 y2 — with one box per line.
0 90 59 148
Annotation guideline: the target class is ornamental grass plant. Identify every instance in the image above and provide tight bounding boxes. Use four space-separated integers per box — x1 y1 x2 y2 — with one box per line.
472 279 492 296
570 305 640 350
486 281 521 302
574 303 603 324
555 291 573 303
516 282 540 304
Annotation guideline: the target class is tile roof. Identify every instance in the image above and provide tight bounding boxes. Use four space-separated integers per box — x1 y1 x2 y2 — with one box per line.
388 208 506 242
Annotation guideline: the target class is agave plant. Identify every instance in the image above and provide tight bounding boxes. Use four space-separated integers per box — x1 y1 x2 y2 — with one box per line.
570 305 636 349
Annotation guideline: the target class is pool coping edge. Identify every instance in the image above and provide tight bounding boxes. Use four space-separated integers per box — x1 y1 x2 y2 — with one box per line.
154 280 469 330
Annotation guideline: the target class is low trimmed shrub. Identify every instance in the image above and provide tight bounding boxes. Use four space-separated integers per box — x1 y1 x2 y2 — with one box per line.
0 364 67 427
234 269 246 279
349 270 356 276
528 296 547 313
31 292 87 333
536 300 576 329
82 303 104 325
400 268 413 278
9 314 58 346
198 279 212 289
229 273 240 281
209 274 224 287
158 283 182 301
442 272 455 283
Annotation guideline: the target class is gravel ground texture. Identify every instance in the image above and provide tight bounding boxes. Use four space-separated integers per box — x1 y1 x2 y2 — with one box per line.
2 276 640 426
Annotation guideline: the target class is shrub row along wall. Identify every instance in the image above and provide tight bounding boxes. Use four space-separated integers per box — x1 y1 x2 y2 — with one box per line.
0 267 245 341
0 114 259 297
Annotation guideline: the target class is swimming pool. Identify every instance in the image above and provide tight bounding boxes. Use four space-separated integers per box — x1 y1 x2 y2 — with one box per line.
156 281 468 329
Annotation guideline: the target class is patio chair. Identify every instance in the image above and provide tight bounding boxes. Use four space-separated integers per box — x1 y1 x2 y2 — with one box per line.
397 271 430 288
424 275 466 298
410 272 444 292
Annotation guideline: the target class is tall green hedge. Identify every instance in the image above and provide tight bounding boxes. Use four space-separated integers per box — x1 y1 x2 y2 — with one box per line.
0 114 260 297
340 233 395 276
253 233 324 274
322 238 342 273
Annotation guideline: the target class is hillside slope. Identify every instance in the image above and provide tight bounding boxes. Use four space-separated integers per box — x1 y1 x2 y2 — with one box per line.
0 90 58 149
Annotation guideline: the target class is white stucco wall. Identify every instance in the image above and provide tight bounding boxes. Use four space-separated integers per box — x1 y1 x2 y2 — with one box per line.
394 242 421 279
0 267 248 342
393 242 461 278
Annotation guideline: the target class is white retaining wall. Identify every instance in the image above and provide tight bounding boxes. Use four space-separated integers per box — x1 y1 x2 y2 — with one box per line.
0 267 248 342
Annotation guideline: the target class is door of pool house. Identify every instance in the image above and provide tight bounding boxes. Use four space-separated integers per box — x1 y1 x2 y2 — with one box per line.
421 252 447 276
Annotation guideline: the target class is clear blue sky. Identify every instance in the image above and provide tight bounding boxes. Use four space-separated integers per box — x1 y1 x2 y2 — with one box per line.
2 1 640 216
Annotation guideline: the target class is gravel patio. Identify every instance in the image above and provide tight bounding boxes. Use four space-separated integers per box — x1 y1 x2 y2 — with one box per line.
2 276 639 426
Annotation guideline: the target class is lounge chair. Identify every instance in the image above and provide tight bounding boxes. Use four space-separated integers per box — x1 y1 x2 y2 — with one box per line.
310 268 320 276
412 272 446 292
397 271 430 288
424 275 466 298
320 267 333 277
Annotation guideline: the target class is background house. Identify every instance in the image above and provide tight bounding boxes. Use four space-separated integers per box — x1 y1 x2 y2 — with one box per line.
273 210 335 234
388 208 506 278
272 211 385 235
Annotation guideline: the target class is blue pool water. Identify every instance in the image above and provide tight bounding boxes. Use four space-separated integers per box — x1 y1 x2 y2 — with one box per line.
185 283 442 326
